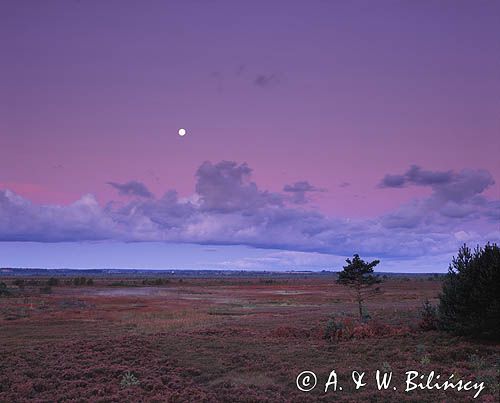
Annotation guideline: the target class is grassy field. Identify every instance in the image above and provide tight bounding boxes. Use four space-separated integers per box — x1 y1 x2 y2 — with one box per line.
0 276 498 402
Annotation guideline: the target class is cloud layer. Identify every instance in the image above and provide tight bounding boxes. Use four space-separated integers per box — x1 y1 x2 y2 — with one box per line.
380 165 498 231
107 180 153 198
1 162 498 259
283 181 325 204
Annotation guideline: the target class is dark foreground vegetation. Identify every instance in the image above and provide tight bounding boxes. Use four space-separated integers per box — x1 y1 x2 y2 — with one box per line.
439 243 500 339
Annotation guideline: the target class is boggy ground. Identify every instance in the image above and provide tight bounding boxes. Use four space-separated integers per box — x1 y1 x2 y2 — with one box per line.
0 276 498 402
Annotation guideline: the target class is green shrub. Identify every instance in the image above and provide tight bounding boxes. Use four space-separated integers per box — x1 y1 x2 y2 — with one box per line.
142 278 170 286
73 277 93 286
324 316 344 342
438 243 499 339
0 282 10 296
39 286 52 294
419 299 438 330
120 371 140 388
47 277 59 286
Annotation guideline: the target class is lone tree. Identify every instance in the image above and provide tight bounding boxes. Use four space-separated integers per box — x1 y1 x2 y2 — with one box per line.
336 254 381 320
439 243 500 339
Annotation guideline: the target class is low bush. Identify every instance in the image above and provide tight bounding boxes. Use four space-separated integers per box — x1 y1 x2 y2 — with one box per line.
419 299 438 331
72 277 94 286
0 281 11 296
142 278 170 286
120 371 140 388
39 286 52 294
323 316 410 342
47 277 60 286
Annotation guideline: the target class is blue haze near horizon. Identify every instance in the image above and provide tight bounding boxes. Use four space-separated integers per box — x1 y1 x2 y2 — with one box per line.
0 241 453 273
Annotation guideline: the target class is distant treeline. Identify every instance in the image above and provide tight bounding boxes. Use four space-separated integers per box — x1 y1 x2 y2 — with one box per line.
1 267 445 278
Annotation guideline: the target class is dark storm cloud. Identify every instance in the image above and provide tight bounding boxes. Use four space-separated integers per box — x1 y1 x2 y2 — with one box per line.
107 180 153 198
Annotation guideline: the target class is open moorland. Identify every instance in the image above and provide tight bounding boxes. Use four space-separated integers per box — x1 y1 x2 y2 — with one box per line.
0 275 498 402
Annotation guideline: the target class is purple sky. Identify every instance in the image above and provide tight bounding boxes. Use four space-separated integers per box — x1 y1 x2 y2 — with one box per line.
1 1 499 271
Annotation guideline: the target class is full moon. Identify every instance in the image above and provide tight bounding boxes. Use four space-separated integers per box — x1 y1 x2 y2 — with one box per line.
178 128 187 137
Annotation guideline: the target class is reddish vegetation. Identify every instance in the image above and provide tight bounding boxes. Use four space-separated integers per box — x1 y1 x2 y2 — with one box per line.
0 277 498 402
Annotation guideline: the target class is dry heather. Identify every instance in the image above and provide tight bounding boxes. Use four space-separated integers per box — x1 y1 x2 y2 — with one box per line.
0 277 498 402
